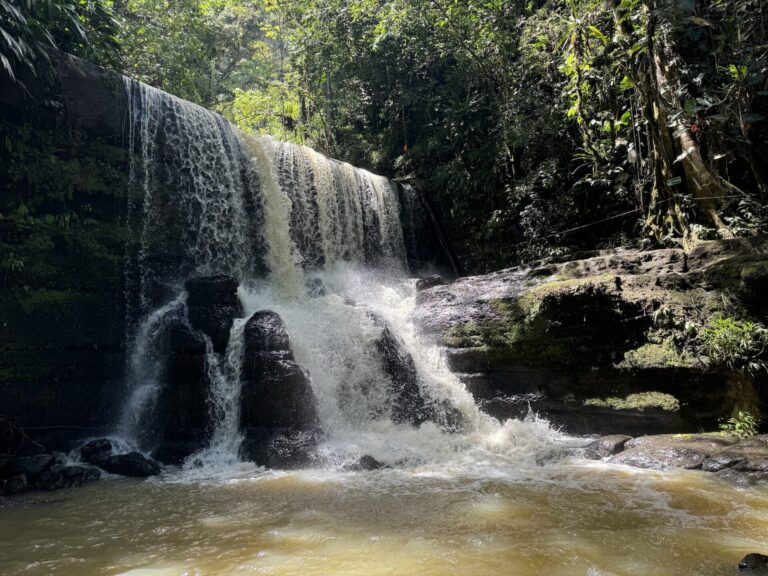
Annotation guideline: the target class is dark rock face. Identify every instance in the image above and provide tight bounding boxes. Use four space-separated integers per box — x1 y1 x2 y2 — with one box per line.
185 276 243 353
81 438 161 477
150 318 212 464
239 311 319 467
740 553 768 573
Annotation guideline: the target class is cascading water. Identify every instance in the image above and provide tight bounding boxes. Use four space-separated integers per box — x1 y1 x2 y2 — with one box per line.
119 76 567 472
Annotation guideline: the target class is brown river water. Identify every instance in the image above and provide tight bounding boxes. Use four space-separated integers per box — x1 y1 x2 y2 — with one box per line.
1 461 767 576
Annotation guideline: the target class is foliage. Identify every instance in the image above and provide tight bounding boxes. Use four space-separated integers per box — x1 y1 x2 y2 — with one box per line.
4 0 768 270
719 410 760 439
0 0 119 85
698 316 768 375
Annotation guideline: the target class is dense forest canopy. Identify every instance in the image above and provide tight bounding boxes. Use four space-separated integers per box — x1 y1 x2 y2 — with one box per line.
2 0 767 271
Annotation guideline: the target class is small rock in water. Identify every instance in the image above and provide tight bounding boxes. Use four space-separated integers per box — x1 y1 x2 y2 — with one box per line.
739 553 768 572
305 277 326 297
351 455 385 471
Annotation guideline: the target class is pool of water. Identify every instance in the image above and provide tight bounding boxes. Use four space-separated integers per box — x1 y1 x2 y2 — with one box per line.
2 460 767 576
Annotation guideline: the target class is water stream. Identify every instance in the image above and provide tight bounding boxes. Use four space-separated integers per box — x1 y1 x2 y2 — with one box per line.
2 76 767 576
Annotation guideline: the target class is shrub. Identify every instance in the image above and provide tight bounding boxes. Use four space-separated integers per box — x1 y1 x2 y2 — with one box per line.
698 317 768 375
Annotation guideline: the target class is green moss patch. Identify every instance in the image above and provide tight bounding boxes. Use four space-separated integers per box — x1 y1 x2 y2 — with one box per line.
584 392 681 412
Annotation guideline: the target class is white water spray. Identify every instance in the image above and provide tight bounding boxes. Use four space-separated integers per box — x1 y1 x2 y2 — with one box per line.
119 77 570 472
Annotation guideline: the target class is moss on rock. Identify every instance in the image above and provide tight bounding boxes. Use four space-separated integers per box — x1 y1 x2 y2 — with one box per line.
584 392 681 412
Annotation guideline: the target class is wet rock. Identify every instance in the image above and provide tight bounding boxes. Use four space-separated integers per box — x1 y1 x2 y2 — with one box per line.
240 311 318 429
344 454 385 471
740 553 768 572
4 454 56 481
305 277 327 298
367 310 437 426
151 318 212 465
716 468 767 487
239 311 320 468
185 275 243 353
80 438 113 463
701 453 743 472
31 468 65 491
416 275 447 291
81 439 160 477
98 452 161 477
239 428 320 469
583 435 632 459
610 447 705 471
1 475 27 496
58 465 101 487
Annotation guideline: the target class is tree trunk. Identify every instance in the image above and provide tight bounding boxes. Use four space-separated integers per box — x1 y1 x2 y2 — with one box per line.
652 30 733 237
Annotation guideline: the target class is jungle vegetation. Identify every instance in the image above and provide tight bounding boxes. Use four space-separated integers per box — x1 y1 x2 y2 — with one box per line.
1 0 767 271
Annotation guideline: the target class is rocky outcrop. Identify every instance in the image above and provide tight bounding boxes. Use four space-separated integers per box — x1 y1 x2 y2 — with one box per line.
238 311 320 467
414 238 768 435
80 438 161 477
185 276 243 353
584 432 768 486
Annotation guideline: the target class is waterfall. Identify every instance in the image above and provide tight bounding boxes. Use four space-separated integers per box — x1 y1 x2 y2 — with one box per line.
119 77 561 470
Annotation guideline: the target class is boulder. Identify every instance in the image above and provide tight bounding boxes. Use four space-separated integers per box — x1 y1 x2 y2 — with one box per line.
31 468 65 491
3 454 56 481
26 464 101 491
740 553 768 573
58 465 101 488
81 439 161 477
1 475 27 496
97 452 161 477
185 276 243 353
239 311 320 468
610 446 705 471
583 435 632 459
150 319 212 464
80 439 113 463
239 428 320 469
